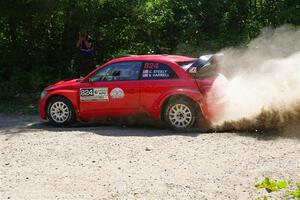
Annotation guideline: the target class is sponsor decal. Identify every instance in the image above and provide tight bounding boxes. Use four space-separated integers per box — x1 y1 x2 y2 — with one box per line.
110 88 125 99
80 88 108 102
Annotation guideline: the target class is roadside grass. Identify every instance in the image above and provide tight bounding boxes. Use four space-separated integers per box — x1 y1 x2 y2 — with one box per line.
255 178 300 200
0 93 39 114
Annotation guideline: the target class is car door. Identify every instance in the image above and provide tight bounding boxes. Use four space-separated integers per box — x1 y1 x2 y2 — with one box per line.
79 61 142 119
140 62 183 111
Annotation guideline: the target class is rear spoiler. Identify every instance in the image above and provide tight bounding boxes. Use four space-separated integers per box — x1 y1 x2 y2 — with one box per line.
188 54 223 78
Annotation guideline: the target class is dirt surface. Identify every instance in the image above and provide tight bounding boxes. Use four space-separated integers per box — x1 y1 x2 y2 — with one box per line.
0 114 299 200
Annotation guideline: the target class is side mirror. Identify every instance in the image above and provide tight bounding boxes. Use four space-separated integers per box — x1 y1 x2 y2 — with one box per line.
79 77 93 83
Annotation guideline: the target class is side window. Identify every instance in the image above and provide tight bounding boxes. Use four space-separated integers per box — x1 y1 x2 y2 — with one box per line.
89 62 142 82
141 62 178 80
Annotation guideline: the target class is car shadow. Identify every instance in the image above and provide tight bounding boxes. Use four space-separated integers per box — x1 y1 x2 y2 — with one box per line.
0 115 212 137
1 114 298 139
30 121 214 137
7 120 292 140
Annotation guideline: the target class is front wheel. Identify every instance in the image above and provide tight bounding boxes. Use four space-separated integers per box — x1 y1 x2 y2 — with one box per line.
47 96 76 127
164 99 198 130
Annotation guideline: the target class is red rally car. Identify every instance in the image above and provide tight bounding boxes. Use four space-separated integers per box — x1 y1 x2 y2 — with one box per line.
39 54 225 129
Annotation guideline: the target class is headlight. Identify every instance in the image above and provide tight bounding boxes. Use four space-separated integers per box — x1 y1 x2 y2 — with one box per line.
40 90 47 99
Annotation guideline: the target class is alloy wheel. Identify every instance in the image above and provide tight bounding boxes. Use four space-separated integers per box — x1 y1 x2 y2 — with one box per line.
168 104 193 128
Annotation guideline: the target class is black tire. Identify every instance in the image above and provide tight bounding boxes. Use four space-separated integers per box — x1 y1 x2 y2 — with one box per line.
47 96 76 127
164 98 199 130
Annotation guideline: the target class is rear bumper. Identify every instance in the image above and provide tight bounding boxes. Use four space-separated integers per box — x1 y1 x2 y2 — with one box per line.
205 99 225 122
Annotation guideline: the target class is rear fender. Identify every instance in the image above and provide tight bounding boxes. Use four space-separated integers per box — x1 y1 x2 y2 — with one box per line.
149 89 209 120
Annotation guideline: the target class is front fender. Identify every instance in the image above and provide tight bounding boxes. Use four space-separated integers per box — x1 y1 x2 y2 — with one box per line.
39 89 79 119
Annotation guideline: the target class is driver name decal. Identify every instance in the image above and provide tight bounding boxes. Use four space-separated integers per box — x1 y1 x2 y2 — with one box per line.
80 88 108 102
142 62 172 79
142 69 170 78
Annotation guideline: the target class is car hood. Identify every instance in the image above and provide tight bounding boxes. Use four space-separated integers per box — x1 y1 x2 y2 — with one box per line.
45 78 81 91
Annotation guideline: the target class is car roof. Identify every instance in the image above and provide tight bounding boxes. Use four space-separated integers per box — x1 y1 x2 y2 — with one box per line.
110 54 197 63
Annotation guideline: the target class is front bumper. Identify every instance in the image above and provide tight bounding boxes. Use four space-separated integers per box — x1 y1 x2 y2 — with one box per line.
38 99 47 120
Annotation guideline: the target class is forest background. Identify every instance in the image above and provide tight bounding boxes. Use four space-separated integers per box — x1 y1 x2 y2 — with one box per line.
0 0 299 110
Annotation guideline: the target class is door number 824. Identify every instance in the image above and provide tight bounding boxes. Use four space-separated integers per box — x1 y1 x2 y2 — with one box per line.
80 89 94 97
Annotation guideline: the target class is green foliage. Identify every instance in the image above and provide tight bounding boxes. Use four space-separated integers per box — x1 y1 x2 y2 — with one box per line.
255 177 289 193
0 0 298 100
0 93 38 114
255 178 300 200
285 184 300 200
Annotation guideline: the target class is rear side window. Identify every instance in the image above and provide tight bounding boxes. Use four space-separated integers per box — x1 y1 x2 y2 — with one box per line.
89 62 142 82
141 62 178 80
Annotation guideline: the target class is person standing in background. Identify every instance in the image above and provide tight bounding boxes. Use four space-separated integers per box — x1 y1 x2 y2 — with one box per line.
76 32 95 77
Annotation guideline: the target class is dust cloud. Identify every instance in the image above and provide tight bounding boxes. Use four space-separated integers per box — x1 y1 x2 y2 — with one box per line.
209 25 300 134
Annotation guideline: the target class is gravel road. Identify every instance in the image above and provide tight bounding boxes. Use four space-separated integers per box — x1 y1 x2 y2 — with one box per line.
0 114 299 200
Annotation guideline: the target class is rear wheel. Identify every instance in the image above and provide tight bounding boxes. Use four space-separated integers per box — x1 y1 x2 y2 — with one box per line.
164 98 198 130
47 96 76 127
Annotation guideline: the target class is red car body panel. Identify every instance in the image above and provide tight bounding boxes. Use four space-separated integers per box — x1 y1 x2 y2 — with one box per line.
39 55 223 124
78 80 141 120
